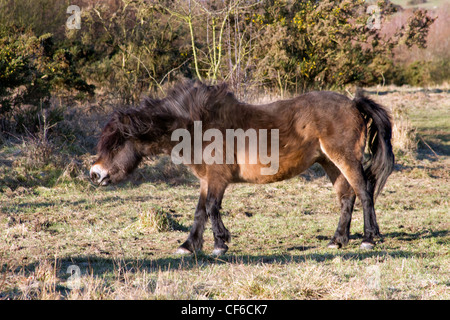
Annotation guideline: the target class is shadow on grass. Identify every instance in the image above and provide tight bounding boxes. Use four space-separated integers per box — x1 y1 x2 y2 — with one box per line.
0 249 416 293
1 195 162 216
2 227 447 298
1 193 198 217
68 226 448 272
416 133 450 161
5 228 448 276
0 244 440 299
383 229 449 241
364 88 450 95
5 248 422 279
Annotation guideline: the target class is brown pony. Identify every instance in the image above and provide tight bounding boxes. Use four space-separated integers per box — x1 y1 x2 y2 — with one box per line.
90 81 394 255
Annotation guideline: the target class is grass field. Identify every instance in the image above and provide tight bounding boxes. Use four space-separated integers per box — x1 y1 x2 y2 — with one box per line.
0 87 449 300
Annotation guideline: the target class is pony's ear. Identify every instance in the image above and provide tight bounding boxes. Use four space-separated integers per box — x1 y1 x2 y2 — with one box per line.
110 111 129 135
112 110 147 138
97 115 124 154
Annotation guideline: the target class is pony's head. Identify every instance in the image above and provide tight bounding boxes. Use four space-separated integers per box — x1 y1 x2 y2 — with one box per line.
90 109 148 185
90 80 233 186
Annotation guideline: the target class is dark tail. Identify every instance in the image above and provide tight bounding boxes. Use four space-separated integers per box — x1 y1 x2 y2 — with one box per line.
354 92 395 200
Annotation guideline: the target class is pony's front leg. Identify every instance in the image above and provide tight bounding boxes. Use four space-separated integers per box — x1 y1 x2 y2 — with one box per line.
176 180 207 254
206 182 230 256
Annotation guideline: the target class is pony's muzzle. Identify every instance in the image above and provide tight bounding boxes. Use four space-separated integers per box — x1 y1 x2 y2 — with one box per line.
90 164 110 186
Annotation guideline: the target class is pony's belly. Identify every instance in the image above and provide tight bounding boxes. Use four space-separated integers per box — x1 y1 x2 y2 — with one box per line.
237 163 308 184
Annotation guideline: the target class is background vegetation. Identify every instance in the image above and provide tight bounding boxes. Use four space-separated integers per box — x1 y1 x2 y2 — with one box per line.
0 0 448 300
1 0 447 154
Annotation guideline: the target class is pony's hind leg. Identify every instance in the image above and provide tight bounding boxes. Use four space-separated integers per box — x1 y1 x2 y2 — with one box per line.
337 164 378 249
320 142 380 249
319 158 356 248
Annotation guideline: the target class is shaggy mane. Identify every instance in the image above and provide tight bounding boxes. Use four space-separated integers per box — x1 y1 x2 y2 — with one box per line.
97 80 238 156
145 80 235 123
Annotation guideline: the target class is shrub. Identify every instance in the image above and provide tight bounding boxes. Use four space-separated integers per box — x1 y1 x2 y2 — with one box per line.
70 1 187 104
0 0 69 38
0 26 94 135
396 59 450 86
239 0 436 92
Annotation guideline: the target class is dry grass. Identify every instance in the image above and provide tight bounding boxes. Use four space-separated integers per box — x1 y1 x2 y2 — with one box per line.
391 103 418 154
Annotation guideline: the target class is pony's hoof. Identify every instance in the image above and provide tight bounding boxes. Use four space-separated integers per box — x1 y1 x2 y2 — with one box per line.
212 248 228 256
327 239 343 249
360 242 375 250
327 242 341 249
175 247 192 255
